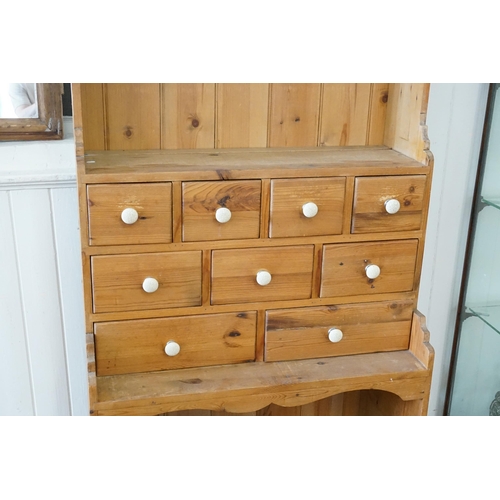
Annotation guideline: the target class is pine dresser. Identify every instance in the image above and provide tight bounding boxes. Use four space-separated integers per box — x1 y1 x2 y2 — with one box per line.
73 84 434 416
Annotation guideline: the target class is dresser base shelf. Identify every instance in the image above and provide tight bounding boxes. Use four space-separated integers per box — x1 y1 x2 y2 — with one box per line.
89 311 433 416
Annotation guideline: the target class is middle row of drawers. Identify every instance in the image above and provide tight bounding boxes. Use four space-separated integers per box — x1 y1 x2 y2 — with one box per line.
91 239 418 313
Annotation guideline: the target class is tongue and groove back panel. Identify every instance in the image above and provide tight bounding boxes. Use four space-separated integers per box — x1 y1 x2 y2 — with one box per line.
80 84 389 151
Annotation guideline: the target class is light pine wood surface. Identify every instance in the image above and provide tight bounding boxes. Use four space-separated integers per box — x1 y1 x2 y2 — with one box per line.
87 182 172 246
269 177 346 238
265 299 413 362
95 311 257 376
182 180 261 241
321 240 419 298
73 83 434 416
91 251 202 313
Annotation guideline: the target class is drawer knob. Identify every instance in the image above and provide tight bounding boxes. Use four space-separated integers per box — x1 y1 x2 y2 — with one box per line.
328 328 343 343
142 277 159 293
384 199 401 214
165 341 180 357
256 270 272 286
365 264 381 280
302 202 318 218
121 207 139 224
215 207 232 223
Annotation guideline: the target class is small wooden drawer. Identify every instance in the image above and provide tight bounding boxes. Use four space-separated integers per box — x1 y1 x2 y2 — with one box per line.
87 183 172 245
182 180 261 241
320 239 418 298
91 251 202 313
211 246 314 305
265 300 413 362
352 175 427 233
269 177 345 238
94 311 257 376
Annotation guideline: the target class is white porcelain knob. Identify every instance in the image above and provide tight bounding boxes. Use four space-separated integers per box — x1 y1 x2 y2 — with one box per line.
328 328 343 343
142 277 159 293
385 199 401 214
215 207 232 223
121 207 139 224
365 264 381 280
302 202 318 218
256 270 272 286
165 341 180 357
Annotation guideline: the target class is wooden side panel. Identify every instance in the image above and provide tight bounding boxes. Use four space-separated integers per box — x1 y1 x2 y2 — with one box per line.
269 84 321 147
368 83 389 145
320 84 371 146
80 84 105 150
217 84 269 148
384 83 430 164
105 84 161 150
161 84 215 149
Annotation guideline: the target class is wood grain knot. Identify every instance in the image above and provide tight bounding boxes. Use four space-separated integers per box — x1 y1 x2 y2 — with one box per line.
125 127 133 138
180 378 203 384
294 117 301 122
381 93 388 104
192 118 200 128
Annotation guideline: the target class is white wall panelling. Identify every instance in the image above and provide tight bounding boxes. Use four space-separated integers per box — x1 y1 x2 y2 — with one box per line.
0 118 88 416
0 191 35 415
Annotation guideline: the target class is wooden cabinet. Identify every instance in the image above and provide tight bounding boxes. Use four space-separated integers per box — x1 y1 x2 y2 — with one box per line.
74 83 434 416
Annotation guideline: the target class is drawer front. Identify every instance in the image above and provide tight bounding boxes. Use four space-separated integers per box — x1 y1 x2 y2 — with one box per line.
265 300 413 362
92 251 202 313
87 183 172 245
269 177 345 238
182 180 261 241
320 239 418 298
211 246 314 305
94 311 257 376
352 175 427 233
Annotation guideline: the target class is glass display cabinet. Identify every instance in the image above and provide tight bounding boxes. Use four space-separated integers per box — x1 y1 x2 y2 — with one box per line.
447 83 500 416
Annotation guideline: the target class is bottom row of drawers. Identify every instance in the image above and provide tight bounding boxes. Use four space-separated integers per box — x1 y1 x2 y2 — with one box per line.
94 299 414 376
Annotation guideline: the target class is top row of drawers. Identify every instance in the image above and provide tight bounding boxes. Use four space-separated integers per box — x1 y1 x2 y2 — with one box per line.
87 175 427 246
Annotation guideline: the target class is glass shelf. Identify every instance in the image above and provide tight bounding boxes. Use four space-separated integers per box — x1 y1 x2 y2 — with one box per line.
466 304 500 335
482 197 500 211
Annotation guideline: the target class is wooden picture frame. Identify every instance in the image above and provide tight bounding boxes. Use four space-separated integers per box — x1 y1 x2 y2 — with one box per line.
0 83 64 141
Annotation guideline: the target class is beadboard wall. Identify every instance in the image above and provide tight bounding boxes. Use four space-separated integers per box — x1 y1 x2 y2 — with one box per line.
0 86 489 415
0 117 88 416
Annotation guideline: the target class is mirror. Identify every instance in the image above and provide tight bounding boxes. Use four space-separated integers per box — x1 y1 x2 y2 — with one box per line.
0 83 64 141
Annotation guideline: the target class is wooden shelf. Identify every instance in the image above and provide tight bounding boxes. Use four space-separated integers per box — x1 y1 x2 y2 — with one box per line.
90 311 433 416
82 146 429 183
